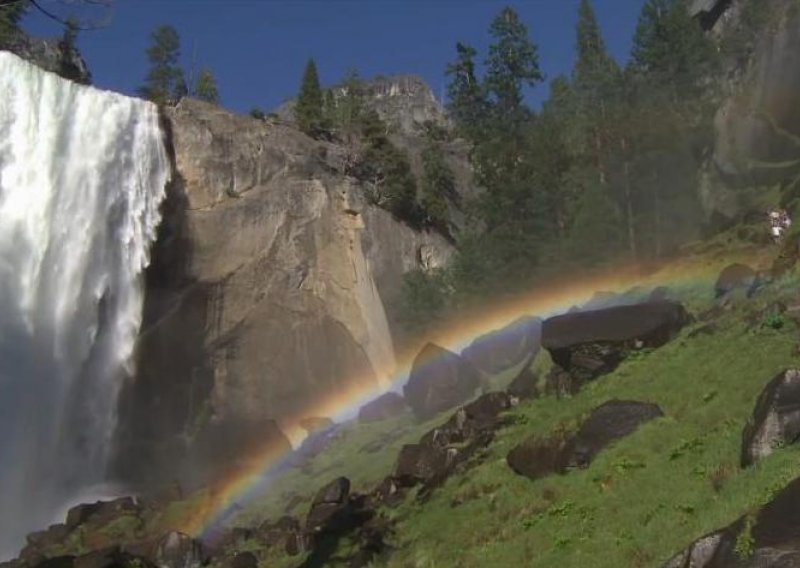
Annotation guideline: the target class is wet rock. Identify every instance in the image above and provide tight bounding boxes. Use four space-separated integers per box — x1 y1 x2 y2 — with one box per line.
461 316 542 376
229 552 257 568
714 263 758 298
358 392 407 423
403 343 481 420
31 557 75 568
155 532 205 568
542 301 690 384
65 498 139 530
507 400 662 480
561 401 663 469
742 369 800 467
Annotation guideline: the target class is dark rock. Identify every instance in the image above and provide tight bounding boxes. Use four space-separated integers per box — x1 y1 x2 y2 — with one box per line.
358 392 407 423
542 366 580 398
65 498 138 530
306 477 353 534
393 444 450 487
25 524 71 549
714 263 758 298
664 476 800 567
561 401 663 469
258 516 303 554
648 286 671 302
507 366 539 400
542 301 690 383
73 547 153 568
506 434 568 480
742 369 800 467
420 391 512 448
31 557 75 568
461 316 542 376
229 552 257 568
508 400 662 480
154 532 205 568
5 37 91 85
403 343 481 420
371 477 405 508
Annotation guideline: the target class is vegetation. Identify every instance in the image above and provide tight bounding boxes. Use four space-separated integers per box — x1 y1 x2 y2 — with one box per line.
0 0 27 48
139 25 187 105
294 57 326 136
192 67 220 104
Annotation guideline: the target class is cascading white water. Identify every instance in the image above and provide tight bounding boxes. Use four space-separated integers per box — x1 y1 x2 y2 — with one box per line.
0 52 169 558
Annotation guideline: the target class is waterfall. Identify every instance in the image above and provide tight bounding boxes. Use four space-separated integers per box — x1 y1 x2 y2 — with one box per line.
0 52 169 558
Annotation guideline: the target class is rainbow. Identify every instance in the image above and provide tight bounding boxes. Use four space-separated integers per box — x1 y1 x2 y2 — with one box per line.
178 247 767 540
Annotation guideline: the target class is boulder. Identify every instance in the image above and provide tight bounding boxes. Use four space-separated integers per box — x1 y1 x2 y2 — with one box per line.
508 400 663 480
257 516 304 555
358 392 407 423
305 477 353 534
714 263 758 298
65 498 139 530
461 316 542 376
561 401 663 469
155 532 205 568
74 547 154 568
664 476 800 567
542 301 690 383
403 343 481 420
742 369 800 467
393 444 450 487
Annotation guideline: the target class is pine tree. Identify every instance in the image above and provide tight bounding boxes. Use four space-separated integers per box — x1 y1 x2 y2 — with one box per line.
421 141 454 231
193 68 220 104
445 42 486 141
139 25 186 105
484 7 543 115
295 57 325 136
0 0 27 48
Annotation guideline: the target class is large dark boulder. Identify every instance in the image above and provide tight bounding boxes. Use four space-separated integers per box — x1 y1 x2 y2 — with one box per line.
393 444 450 487
305 477 353 534
507 400 663 480
664 476 800 567
403 343 481 420
358 392 407 423
507 366 539 400
561 400 663 469
461 316 542 376
542 301 690 382
714 263 758 298
741 369 800 467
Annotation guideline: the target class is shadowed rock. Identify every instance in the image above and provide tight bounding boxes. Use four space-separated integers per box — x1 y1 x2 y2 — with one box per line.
358 392 407 423
229 552 257 568
664 476 800 567
714 263 757 298
507 366 539 400
394 444 450 487
542 301 690 383
403 343 481 420
306 477 353 534
461 316 541 376
507 400 663 480
742 369 800 467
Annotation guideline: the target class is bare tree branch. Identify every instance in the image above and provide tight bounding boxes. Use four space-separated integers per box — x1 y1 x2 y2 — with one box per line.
0 0 114 31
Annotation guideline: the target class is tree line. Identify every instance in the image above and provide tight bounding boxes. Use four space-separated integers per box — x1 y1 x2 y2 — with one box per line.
402 0 737 327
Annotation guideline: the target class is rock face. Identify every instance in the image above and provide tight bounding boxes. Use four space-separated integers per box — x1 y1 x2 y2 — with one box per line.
741 369 800 467
541 301 691 384
113 99 454 487
702 1 800 220
155 532 205 568
508 400 663 480
2 36 91 85
664 476 800 567
461 316 542 376
402 343 481 419
358 392 407 423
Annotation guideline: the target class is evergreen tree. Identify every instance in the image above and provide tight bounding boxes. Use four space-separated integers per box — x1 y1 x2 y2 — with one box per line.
139 25 186 105
0 0 27 48
484 7 543 115
420 141 454 231
193 68 220 104
295 57 325 136
445 42 486 141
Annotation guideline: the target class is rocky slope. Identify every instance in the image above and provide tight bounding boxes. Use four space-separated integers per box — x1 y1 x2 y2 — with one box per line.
112 99 454 487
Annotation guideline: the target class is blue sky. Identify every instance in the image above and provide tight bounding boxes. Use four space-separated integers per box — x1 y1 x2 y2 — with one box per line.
22 0 646 114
